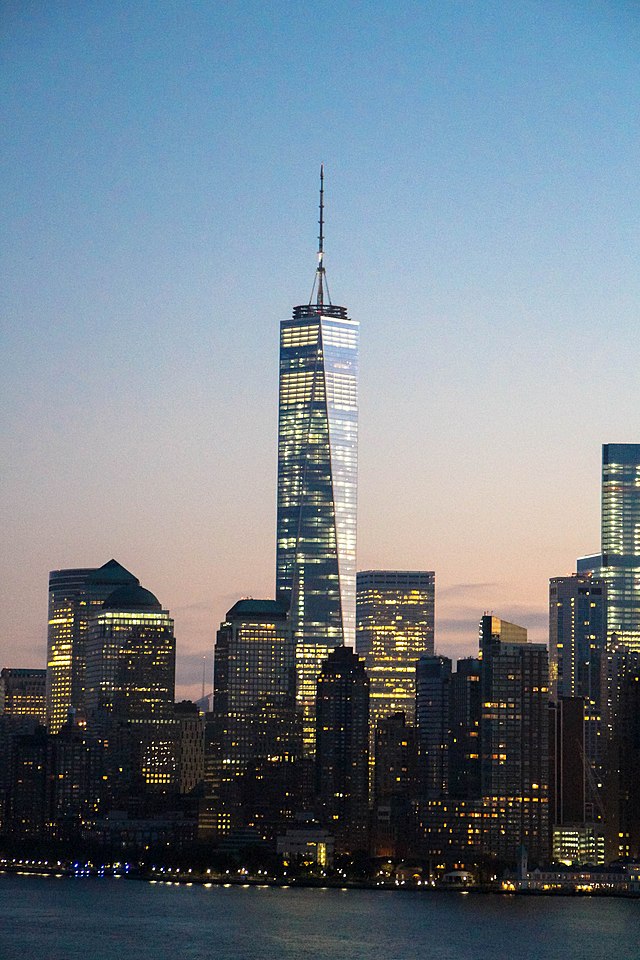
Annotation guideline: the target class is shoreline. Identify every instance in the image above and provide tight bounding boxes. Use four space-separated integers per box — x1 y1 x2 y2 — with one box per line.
2 863 639 899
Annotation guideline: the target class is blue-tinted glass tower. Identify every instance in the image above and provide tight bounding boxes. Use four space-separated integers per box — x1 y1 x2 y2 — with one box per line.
578 444 640 652
276 168 358 757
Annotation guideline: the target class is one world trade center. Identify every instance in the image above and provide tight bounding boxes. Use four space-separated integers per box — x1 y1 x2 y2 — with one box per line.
276 168 359 757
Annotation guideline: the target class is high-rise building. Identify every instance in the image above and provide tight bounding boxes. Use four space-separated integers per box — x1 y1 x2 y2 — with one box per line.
46 559 139 732
600 644 640 861
549 574 606 814
578 443 640 652
276 169 358 757
85 582 177 791
415 655 452 800
371 712 418 859
549 575 606 703
480 615 550 867
174 701 205 796
356 570 435 740
0 668 46 723
549 697 586 827
0 714 41 834
449 657 482 801
548 697 604 864
414 656 483 872
203 599 300 838
315 645 369 853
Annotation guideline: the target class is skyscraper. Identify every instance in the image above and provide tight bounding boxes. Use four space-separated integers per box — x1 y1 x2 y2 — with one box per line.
578 443 640 652
203 599 300 837
480 615 549 866
449 657 482 801
85 582 176 790
549 575 606 703
600 644 640 860
276 168 358 756
372 712 418 859
414 656 483 872
356 570 435 734
315 645 369 853
549 573 606 810
46 559 139 732
415 655 452 799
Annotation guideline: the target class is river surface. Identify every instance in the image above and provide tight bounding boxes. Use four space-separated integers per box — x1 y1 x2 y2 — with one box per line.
0 874 638 960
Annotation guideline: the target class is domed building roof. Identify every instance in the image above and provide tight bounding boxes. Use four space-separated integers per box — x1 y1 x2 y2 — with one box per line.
102 583 162 612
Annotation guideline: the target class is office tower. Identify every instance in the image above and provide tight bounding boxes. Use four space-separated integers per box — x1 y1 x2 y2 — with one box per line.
7 728 51 838
415 656 483 872
371 712 418 858
549 575 606 702
356 570 435 743
415 655 452 799
46 559 139 732
549 574 606 813
578 444 640 652
49 719 102 840
549 697 604 864
85 582 176 790
449 657 482 801
5 719 101 842
0 714 41 834
480 615 549 866
204 600 299 837
315 646 369 853
174 701 205 795
600 644 640 860
549 698 586 827
607 671 640 861
276 169 359 757
0 668 46 723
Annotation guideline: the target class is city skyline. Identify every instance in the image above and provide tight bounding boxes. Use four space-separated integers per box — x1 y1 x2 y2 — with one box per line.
2 2 640 700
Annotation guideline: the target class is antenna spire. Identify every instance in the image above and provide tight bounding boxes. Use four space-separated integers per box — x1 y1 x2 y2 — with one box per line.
309 164 332 308
317 164 324 307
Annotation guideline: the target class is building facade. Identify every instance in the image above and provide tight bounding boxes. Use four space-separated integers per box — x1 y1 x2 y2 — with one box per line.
85 582 177 792
203 599 300 837
549 574 606 804
0 668 46 723
415 655 452 800
578 443 640 652
315 645 369 853
46 559 139 732
356 570 435 736
276 174 358 757
480 615 550 867
449 657 482 801
372 712 418 859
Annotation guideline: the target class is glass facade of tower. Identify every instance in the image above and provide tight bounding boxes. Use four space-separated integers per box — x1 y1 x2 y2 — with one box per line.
480 616 550 866
85 584 176 789
549 573 606 807
601 444 640 652
276 302 358 755
202 599 300 837
356 570 435 728
46 560 139 733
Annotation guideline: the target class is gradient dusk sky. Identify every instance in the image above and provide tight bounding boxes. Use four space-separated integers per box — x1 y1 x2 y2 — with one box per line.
1 1 639 700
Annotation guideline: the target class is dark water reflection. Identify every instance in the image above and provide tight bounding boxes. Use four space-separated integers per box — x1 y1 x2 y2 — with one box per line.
0 875 638 960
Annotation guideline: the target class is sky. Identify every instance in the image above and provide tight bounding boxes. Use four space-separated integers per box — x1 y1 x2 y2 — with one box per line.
1 0 639 700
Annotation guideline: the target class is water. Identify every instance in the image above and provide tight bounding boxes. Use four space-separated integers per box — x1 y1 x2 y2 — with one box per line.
0 874 638 960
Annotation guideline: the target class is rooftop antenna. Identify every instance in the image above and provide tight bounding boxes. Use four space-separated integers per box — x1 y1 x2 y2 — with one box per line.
309 164 332 307
318 163 324 306
201 656 206 702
